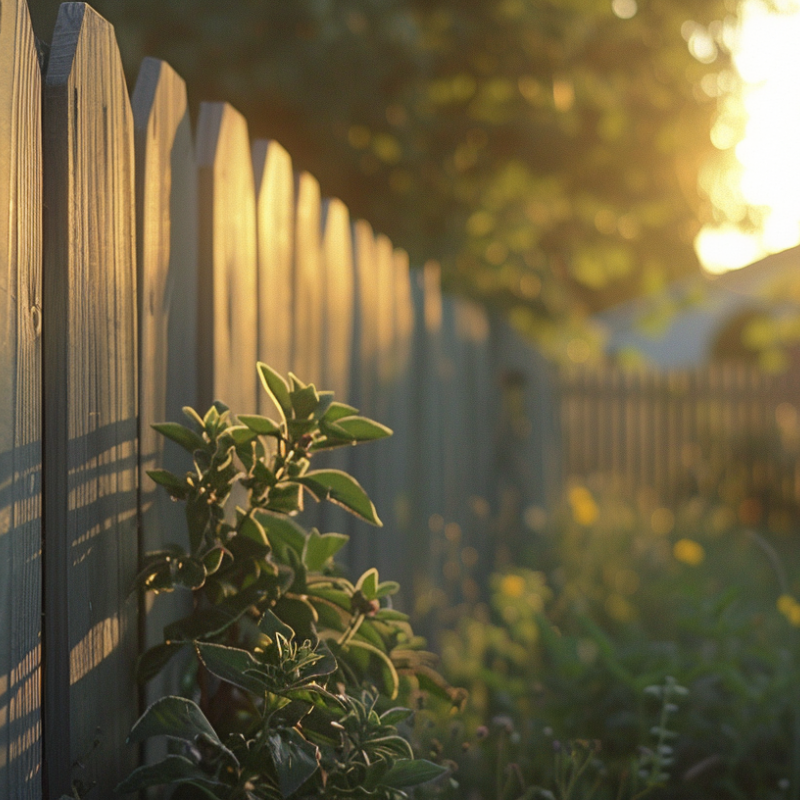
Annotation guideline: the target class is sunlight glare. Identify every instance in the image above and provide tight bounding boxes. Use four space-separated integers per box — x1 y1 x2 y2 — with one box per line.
697 0 800 274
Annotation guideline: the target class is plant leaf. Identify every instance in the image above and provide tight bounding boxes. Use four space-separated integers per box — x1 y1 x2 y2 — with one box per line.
356 568 379 600
303 529 348 571
146 469 188 500
152 422 207 454
195 643 269 694
297 470 381 525
330 416 392 442
382 759 448 788
258 362 292 423
265 482 303 515
259 609 296 642
164 586 263 642
173 557 207 590
136 642 185 684
127 696 217 745
376 580 400 598
238 414 282 436
380 707 414 725
115 755 226 794
266 729 320 798
344 639 399 698
290 384 319 419
256 511 307 555
322 401 359 422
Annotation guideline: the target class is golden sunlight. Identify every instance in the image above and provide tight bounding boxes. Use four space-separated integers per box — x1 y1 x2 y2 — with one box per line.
697 0 800 274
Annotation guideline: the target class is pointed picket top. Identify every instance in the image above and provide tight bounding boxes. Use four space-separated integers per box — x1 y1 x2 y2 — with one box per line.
253 139 294 387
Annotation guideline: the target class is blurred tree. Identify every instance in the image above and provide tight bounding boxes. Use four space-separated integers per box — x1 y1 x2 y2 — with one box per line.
30 0 739 357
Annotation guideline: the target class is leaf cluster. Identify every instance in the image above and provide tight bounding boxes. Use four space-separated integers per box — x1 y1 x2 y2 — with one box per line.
120 363 459 799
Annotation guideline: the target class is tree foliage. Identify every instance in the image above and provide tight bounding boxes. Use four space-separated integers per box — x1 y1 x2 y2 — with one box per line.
32 0 740 351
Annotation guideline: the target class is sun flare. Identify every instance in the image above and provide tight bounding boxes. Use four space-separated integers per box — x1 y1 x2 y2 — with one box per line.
697 0 800 274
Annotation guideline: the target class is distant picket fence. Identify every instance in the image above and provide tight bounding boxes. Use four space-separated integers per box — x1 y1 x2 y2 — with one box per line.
0 1 557 795
559 362 800 508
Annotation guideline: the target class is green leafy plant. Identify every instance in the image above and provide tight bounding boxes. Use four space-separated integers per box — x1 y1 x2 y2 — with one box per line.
118 362 459 798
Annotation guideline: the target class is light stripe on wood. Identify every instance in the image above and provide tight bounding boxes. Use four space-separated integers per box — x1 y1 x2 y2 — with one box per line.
292 171 323 387
43 4 139 793
0 0 42 795
197 102 258 416
253 139 293 385
375 233 395 400
321 197 354 401
351 219 378 414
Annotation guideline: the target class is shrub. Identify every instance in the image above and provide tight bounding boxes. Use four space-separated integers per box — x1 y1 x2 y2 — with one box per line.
118 363 460 799
414 487 800 800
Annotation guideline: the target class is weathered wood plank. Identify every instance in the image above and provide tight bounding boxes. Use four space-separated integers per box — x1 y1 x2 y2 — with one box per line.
0 0 42 795
43 4 139 794
374 233 395 405
350 219 378 415
253 139 294 385
406 262 445 612
346 220 380 576
293 171 323 387
197 102 258 416
380 249 415 603
131 56 197 755
314 198 355 537
321 197 354 401
367 234 397 573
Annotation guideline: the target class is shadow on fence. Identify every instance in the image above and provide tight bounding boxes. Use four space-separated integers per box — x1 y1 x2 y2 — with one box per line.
0 0 558 795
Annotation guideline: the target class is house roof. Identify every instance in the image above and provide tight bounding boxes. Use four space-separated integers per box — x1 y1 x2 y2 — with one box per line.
597 245 800 367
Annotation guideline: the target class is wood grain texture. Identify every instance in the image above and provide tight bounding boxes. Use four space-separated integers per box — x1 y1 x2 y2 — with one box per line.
350 219 378 416
320 197 353 402
383 250 414 606
406 262 445 601
293 171 323 387
345 220 379 576
253 139 293 386
131 56 197 745
43 5 139 794
374 233 395 403
0 0 42 795
197 102 258 416
363 233 397 576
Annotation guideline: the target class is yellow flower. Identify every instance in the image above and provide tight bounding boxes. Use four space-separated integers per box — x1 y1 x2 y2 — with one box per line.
499 574 526 599
673 538 705 566
777 594 800 627
569 486 599 526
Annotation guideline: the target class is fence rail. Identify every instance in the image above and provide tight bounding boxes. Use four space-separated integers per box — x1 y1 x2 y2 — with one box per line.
0 1 557 795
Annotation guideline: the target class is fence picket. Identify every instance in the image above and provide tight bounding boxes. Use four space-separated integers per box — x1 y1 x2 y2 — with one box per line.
253 139 294 383
197 102 258 415
559 363 800 508
321 198 354 400
43 5 139 793
0 0 41 794
292 172 323 388
131 56 197 759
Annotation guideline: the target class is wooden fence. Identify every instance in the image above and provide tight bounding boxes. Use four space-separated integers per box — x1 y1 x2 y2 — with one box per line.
0 1 558 795
559 363 800 510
